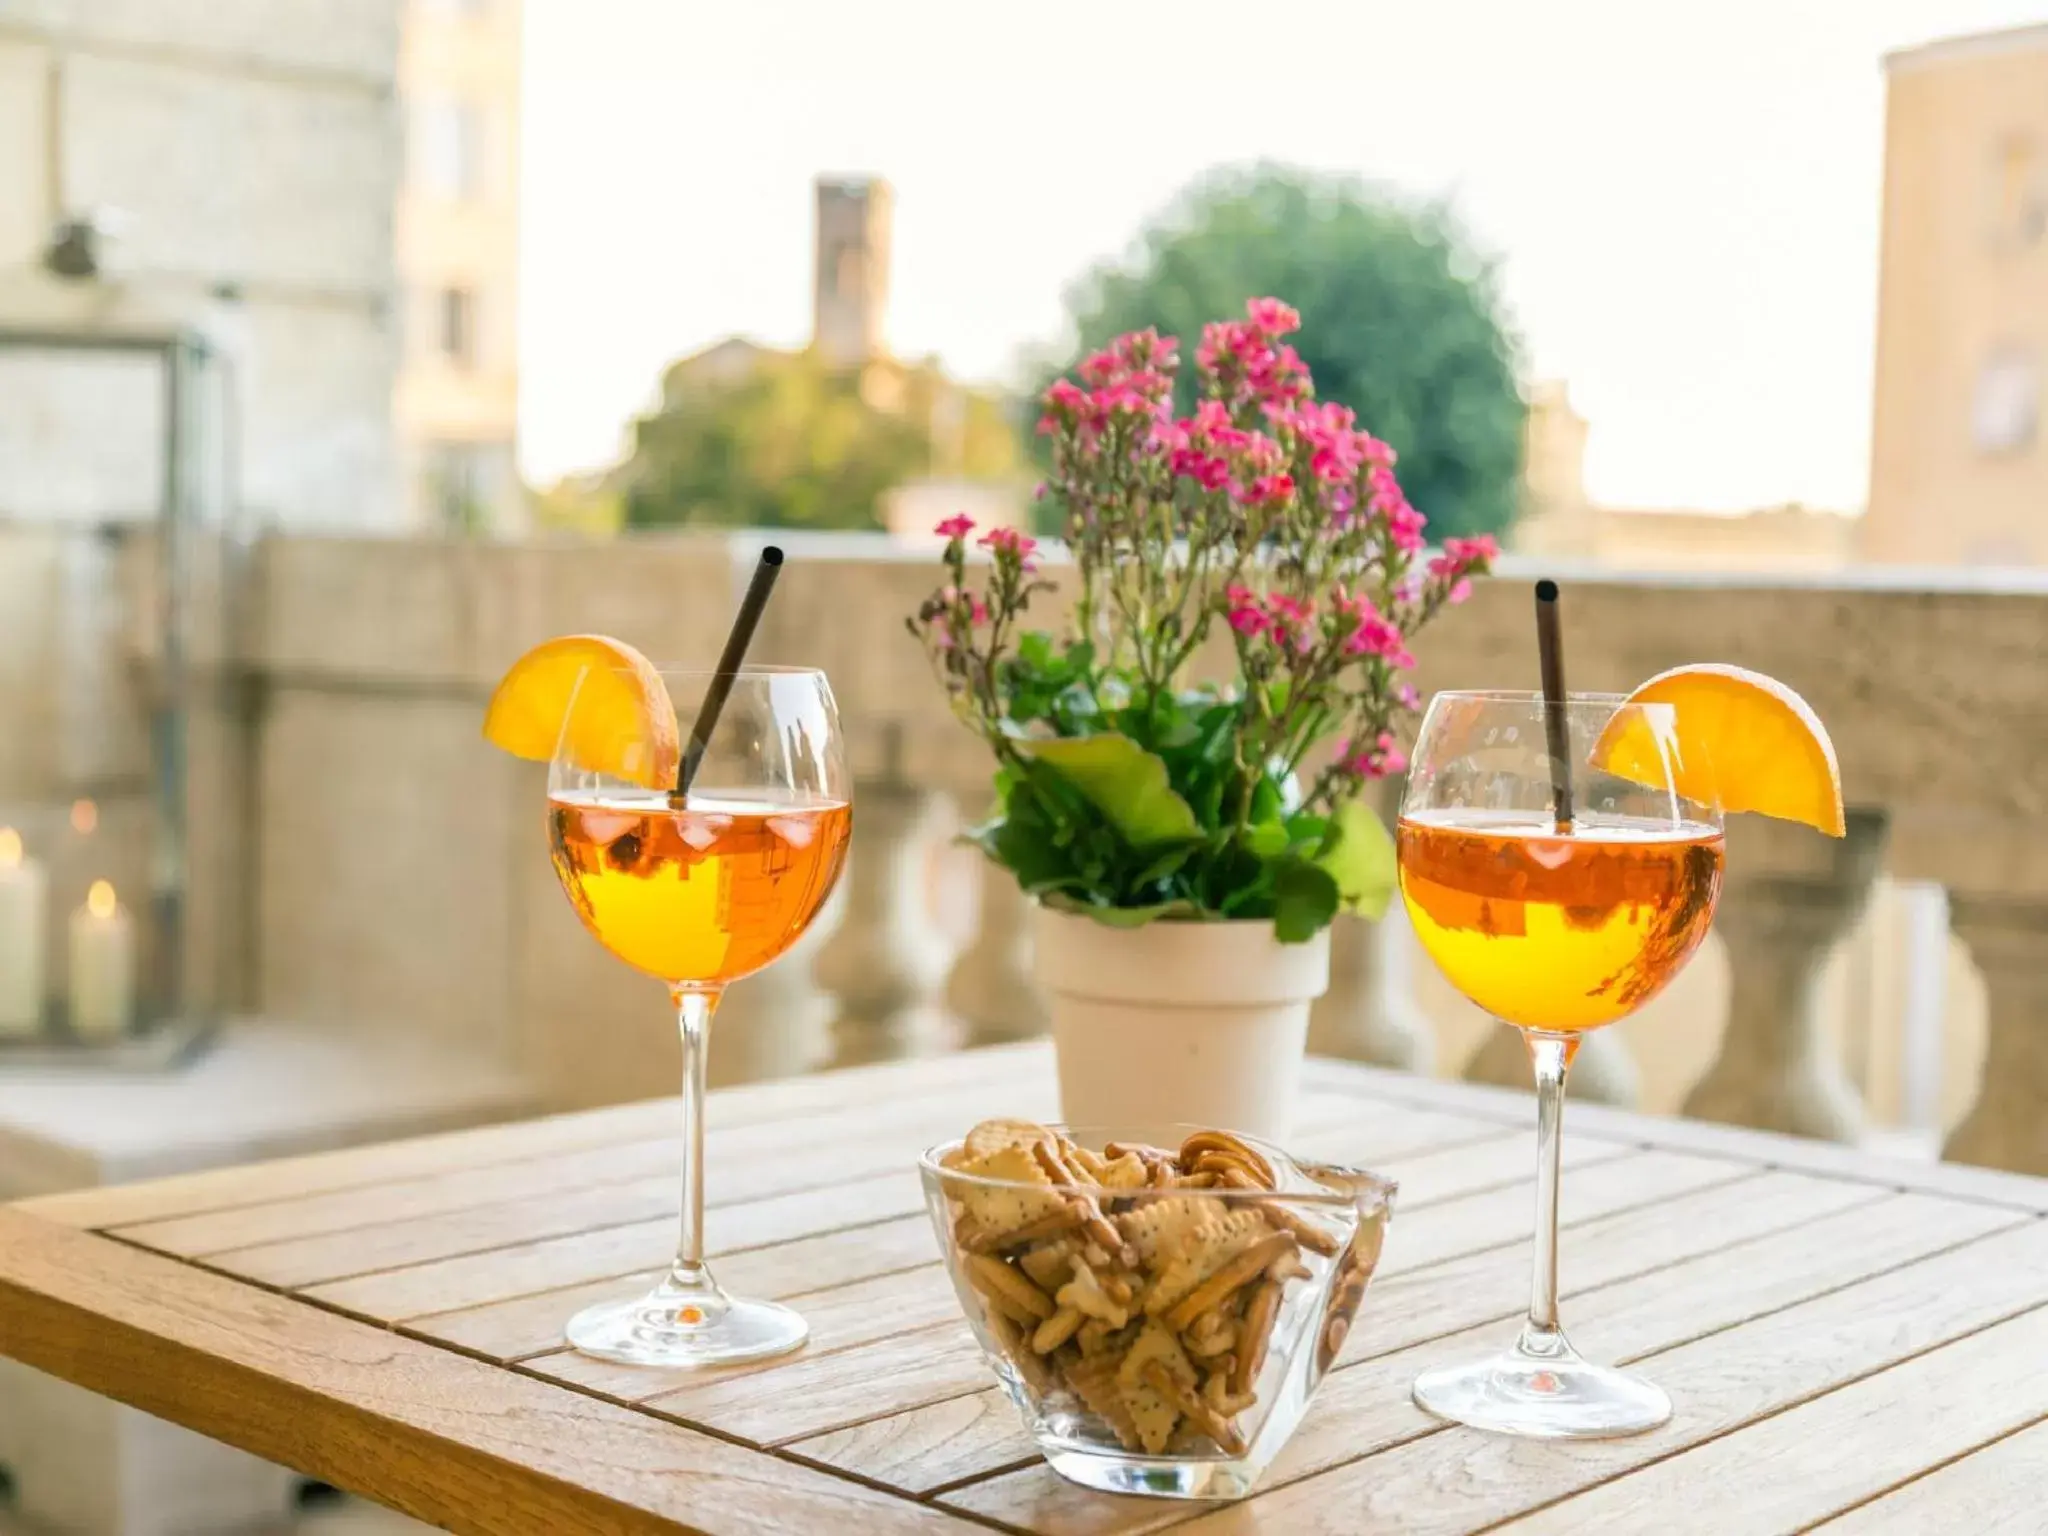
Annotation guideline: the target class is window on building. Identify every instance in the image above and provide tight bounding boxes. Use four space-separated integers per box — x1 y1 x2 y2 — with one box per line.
1991 136 2046 247
438 286 478 368
420 441 507 533
1974 348 2040 456
413 99 486 200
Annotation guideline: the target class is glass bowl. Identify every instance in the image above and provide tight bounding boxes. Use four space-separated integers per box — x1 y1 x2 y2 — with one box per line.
918 1122 1395 1500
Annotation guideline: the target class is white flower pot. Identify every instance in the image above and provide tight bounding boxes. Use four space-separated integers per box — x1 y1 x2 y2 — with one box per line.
1032 907 1332 1141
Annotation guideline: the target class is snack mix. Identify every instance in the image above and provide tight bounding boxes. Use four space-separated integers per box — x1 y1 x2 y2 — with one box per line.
931 1119 1391 1462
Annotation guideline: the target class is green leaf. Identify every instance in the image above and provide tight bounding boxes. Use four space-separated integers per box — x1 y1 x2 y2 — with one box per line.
964 811 1084 896
1315 798 1399 920
1042 890 1206 928
1249 775 1283 826
1133 842 1199 885
1016 733 1202 849
1272 862 1341 944
1243 819 1290 860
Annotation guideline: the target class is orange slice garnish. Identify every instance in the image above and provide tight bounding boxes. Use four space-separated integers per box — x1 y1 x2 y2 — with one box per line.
1591 664 1845 837
483 635 680 790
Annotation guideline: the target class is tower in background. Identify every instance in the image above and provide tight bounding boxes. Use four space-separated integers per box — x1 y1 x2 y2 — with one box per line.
1865 24 2048 565
394 0 524 533
813 177 892 368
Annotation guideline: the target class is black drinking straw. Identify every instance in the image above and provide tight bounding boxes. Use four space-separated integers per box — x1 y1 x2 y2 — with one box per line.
1534 579 1575 833
675 546 784 800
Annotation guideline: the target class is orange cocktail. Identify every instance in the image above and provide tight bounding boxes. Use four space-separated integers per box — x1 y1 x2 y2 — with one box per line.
1397 810 1722 1030
549 790 850 985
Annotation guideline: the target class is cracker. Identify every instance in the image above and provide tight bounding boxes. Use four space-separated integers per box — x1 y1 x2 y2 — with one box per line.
1116 1196 1217 1267
965 1118 1054 1158
1057 1254 1131 1327
1117 1321 1197 1456
1141 1209 1269 1316
1017 1240 1074 1292
1063 1351 1141 1451
949 1144 1067 1238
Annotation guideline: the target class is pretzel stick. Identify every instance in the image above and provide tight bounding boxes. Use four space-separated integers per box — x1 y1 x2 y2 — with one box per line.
1232 1277 1284 1397
965 1253 1056 1321
1256 1198 1343 1257
961 1206 1080 1254
1031 1305 1085 1354
1164 1232 1299 1332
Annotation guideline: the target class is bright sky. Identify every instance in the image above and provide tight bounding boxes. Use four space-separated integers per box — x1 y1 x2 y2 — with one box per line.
518 0 2048 514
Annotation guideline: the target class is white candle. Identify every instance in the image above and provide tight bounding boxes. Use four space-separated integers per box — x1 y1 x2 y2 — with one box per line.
0 829 47 1036
69 879 134 1038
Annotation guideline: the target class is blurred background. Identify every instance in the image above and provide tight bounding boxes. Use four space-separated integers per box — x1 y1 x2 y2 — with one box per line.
2 1 2048 1529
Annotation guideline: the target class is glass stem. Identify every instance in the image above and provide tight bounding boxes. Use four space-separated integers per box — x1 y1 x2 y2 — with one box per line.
1521 1028 1577 1348
671 985 720 1287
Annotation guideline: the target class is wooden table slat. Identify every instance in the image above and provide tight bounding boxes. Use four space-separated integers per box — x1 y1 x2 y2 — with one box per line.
14 1041 1051 1232
408 1129 1618 1367
0 1211 976 1535
300 1174 932 1318
1495 1300 2048 1534
1146 1216 2048 1536
110 1075 1060 1257
796 1188 2020 1504
7 1042 2048 1536
1808 1415 2048 1535
411 1214 942 1356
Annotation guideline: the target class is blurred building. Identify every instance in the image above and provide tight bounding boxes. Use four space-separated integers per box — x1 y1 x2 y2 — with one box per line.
814 176 893 369
395 0 524 533
1865 23 2048 565
1516 383 1856 570
0 2 404 528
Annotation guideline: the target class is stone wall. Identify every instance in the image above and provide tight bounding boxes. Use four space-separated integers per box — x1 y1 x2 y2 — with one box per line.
8 527 2047 1163
0 0 402 529
217 536 2048 1130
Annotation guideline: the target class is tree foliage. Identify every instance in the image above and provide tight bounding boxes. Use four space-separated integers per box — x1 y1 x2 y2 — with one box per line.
1055 166 1526 540
620 345 1020 531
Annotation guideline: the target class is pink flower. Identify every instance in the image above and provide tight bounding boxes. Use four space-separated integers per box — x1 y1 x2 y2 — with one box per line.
1227 604 1268 637
1242 472 1294 507
934 513 975 540
1171 447 1233 492
979 526 1037 558
1428 534 1495 584
1245 297 1302 337
1341 605 1407 661
1341 732 1408 780
1241 432 1284 475
1037 377 1088 435
1397 682 1421 710
1386 501 1428 555
1445 534 1499 565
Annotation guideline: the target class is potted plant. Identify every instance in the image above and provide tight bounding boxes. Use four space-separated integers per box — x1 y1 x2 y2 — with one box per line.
908 299 1494 1137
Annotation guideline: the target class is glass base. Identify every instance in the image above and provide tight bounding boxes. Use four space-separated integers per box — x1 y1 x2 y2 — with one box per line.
565 1273 808 1368
1412 1327 1670 1439
1044 1448 1258 1501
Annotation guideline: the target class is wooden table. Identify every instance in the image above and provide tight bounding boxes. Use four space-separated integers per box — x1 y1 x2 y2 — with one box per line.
4 1043 2048 1535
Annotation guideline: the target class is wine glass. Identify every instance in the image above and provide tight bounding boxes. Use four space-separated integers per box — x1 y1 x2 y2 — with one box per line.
1397 691 1723 1437
548 666 851 1366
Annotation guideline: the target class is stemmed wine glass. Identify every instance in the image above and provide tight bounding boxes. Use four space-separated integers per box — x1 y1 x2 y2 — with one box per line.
1397 691 1723 1436
548 666 851 1366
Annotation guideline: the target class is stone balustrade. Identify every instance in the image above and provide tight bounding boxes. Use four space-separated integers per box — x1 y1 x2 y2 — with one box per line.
5 526 2048 1170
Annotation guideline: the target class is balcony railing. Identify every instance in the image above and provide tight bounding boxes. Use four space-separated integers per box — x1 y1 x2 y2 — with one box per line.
6 525 2048 1175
